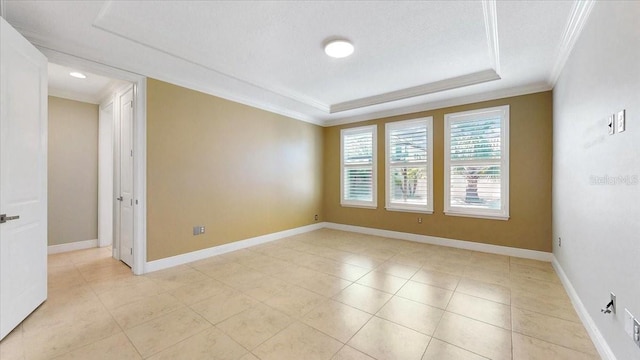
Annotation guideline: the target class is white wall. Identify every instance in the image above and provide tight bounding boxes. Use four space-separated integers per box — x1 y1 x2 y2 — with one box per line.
553 1 640 359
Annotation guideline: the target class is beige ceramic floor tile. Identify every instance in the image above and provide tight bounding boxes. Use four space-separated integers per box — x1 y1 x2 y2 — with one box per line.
24 308 121 360
125 307 211 358
322 262 371 282
190 287 258 324
94 276 166 309
110 293 184 329
447 292 511 329
411 268 460 290
455 278 511 305
239 353 260 360
375 261 420 279
331 346 375 360
509 257 553 270
218 268 268 290
467 252 510 272
191 261 248 279
422 338 488 360
144 265 210 291
356 271 408 294
302 299 372 342
396 281 453 309
0 325 24 360
433 312 511 360
216 303 293 350
510 263 560 283
462 265 511 287
511 307 598 355
348 316 430 360
240 275 297 302
265 285 326 318
333 283 392 314
376 296 444 336
48 264 86 292
146 327 247 360
65 247 113 265
343 254 385 269
76 260 132 282
421 259 466 277
168 278 228 305
512 332 600 360
51 332 141 360
253 322 343 360
511 289 579 322
388 253 429 268
299 272 352 297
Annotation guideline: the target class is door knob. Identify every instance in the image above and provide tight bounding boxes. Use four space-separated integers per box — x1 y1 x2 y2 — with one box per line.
0 214 20 224
116 196 123 201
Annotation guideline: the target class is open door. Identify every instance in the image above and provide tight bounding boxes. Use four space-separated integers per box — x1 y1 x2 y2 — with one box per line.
0 17 48 340
117 87 134 267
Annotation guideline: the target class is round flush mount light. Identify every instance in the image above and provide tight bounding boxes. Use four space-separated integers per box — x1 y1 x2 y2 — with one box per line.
69 72 87 79
324 39 354 58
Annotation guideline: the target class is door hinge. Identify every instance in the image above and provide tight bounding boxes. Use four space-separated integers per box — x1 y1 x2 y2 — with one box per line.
130 149 133 157
130 248 133 255
130 199 133 206
130 102 133 109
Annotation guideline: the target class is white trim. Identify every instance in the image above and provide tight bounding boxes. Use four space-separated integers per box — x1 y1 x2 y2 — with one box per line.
325 222 552 261
552 256 617 360
324 82 551 128
37 48 147 275
482 0 501 75
48 239 98 254
385 117 434 213
340 125 378 209
444 105 510 220
548 0 595 85
144 223 325 273
330 70 500 114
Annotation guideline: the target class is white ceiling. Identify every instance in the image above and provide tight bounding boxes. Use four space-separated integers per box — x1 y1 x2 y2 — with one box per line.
48 62 129 104
2 0 593 126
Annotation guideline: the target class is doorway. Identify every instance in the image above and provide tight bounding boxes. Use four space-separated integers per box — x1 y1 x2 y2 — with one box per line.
45 48 147 275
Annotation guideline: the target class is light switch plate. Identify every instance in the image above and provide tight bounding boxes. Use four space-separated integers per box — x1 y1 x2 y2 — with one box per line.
608 115 615 135
625 309 635 338
617 109 626 133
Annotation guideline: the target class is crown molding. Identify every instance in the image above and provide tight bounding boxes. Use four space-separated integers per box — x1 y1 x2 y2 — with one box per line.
48 88 101 105
324 82 551 127
330 69 501 114
548 0 595 85
482 0 501 75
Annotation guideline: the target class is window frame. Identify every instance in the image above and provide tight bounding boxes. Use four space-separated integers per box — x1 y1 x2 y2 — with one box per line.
444 105 510 220
340 125 377 209
385 117 434 214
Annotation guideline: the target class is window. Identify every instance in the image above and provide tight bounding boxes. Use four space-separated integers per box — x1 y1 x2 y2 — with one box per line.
444 105 509 220
341 125 377 208
385 118 433 213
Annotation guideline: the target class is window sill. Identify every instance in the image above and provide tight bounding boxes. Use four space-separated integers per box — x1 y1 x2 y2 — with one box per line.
340 203 378 210
385 207 433 215
444 211 509 221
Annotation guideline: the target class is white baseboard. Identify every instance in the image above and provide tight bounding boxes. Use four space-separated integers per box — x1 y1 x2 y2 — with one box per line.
552 257 616 360
48 239 98 254
324 222 553 261
144 222 325 273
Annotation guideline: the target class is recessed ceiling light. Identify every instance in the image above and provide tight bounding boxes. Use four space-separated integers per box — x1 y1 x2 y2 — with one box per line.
69 72 86 79
324 40 354 59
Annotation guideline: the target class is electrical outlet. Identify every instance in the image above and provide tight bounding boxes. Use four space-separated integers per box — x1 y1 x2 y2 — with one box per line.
200 226 205 234
418 217 422 224
617 109 626 133
314 214 318 221
558 237 562 247
624 308 640 350
193 225 205 235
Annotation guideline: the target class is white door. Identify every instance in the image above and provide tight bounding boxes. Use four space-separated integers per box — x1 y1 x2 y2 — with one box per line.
118 88 134 267
0 18 48 340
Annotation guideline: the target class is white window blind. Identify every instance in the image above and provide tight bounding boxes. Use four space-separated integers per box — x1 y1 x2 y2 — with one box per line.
385 118 433 213
341 125 377 208
444 105 509 220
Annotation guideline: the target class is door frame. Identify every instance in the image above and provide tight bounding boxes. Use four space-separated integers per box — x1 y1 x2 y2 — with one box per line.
42 48 147 275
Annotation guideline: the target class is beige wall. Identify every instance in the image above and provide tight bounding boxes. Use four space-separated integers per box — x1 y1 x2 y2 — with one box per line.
324 91 553 252
48 96 99 246
146 79 323 261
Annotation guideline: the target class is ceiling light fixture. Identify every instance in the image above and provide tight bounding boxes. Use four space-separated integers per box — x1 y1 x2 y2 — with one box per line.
324 39 354 59
69 72 87 79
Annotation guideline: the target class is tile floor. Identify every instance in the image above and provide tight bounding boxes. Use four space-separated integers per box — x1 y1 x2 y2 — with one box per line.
0 229 600 360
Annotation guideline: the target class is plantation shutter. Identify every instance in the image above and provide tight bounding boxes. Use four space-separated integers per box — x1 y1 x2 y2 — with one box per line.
341 126 377 207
